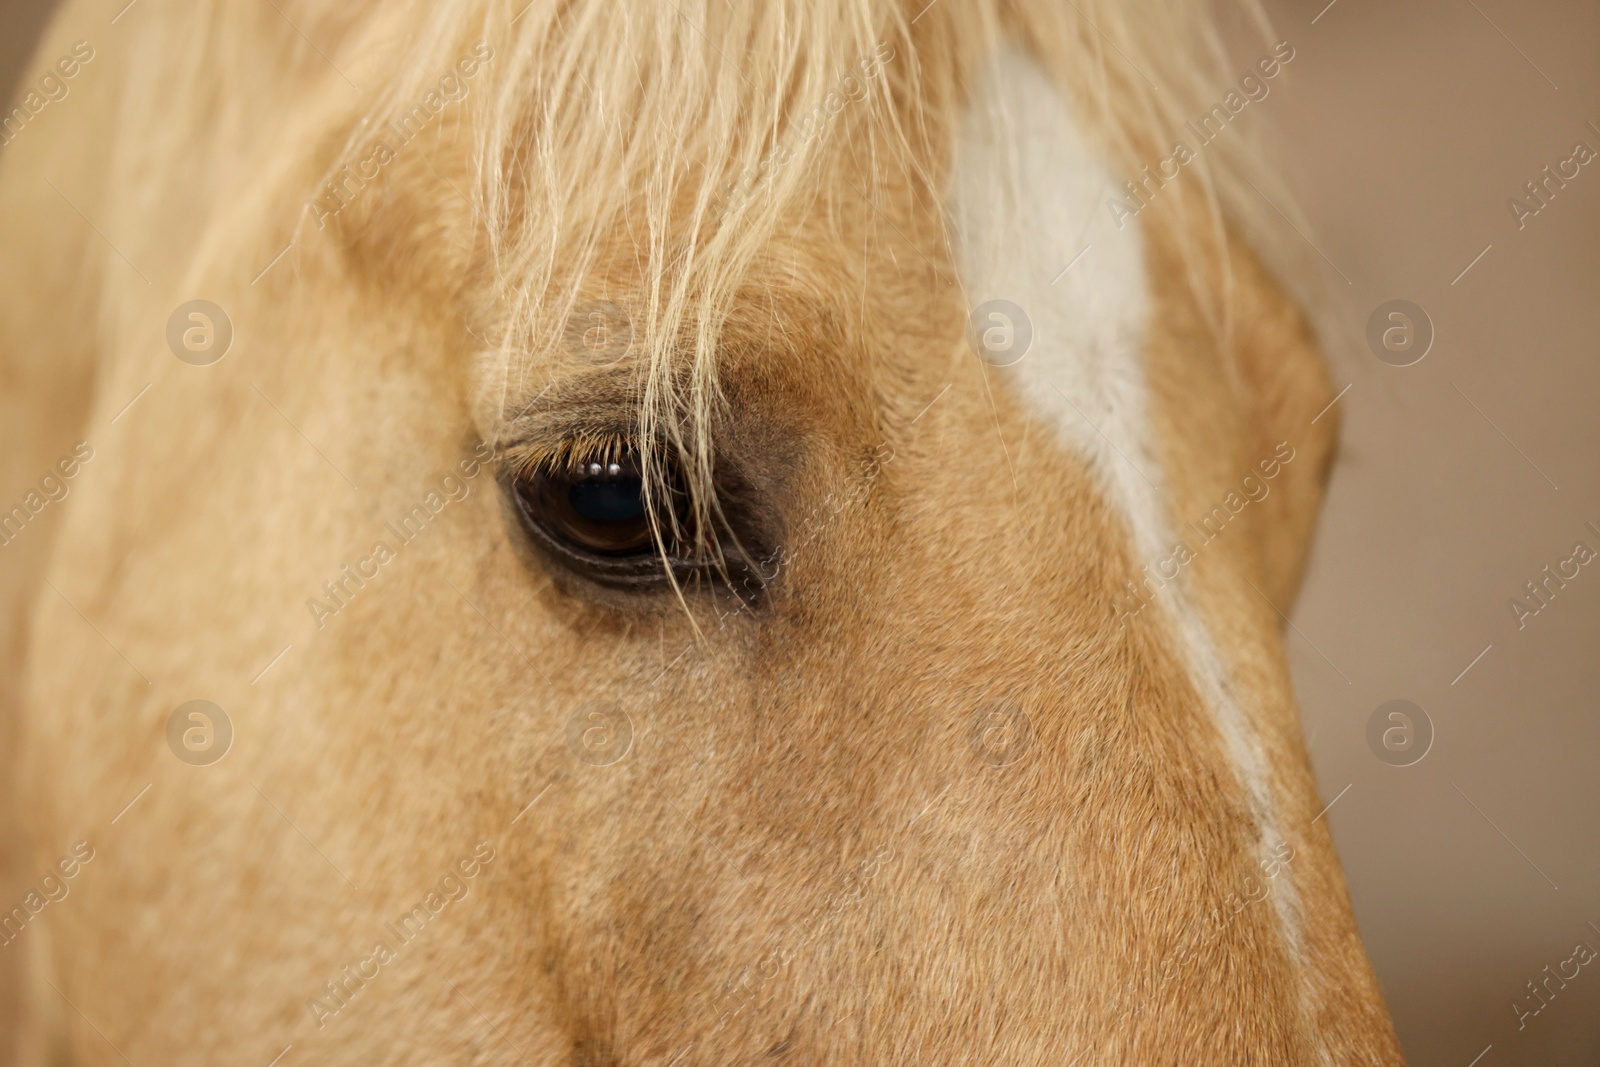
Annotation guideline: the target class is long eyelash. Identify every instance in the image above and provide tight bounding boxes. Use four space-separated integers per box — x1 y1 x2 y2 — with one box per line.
501 430 636 482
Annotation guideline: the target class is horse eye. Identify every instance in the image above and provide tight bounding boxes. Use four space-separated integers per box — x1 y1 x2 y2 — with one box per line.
516 457 656 558
506 444 771 599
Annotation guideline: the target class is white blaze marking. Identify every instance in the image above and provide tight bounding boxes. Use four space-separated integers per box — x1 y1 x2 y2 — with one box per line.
948 45 1303 960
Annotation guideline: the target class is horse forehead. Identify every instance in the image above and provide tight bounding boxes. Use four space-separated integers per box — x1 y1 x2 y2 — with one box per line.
948 45 1307 974
947 43 1160 555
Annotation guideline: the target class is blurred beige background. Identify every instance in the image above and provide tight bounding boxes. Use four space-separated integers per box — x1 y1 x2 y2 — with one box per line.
2 0 1596 1063
1239 1 1600 1063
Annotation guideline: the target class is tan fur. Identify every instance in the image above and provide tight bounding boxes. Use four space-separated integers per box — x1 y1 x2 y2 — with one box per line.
0 0 1402 1062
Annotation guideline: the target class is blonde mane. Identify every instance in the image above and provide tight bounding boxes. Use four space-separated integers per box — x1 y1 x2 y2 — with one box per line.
273 0 1293 528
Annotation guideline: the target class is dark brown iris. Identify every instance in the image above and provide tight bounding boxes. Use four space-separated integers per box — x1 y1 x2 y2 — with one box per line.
522 457 655 557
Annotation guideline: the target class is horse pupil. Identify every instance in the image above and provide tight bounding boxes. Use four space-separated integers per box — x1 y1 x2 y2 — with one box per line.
568 474 645 524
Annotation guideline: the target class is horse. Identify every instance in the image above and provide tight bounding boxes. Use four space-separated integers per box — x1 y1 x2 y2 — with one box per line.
0 0 1406 1062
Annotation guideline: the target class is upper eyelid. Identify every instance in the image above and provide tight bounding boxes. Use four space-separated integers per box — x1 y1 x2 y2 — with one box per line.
497 379 622 432
500 428 638 483
493 372 642 476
